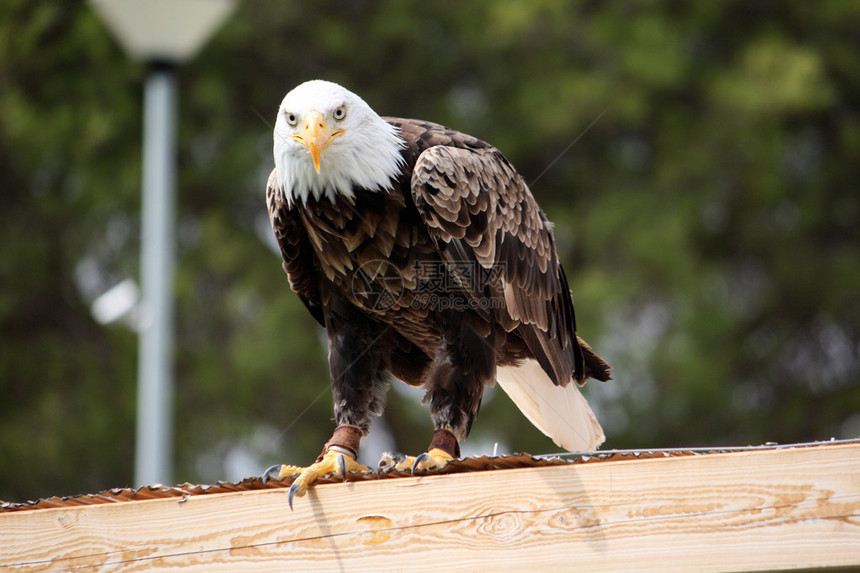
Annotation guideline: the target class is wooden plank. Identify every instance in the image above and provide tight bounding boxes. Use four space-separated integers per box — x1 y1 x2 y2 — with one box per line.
2 442 859 572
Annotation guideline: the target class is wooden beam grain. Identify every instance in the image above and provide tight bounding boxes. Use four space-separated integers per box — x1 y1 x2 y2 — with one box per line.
2 442 859 572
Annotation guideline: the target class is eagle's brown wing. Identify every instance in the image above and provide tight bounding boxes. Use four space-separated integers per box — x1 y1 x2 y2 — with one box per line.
408 138 595 386
265 169 324 326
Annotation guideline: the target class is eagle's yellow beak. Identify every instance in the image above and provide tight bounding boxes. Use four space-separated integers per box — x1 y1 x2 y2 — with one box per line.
292 110 344 174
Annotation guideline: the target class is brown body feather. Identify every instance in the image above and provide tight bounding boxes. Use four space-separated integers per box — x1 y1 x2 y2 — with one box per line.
267 118 609 440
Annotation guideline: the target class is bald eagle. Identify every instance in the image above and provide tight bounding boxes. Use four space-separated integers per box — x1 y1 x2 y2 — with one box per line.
263 80 610 506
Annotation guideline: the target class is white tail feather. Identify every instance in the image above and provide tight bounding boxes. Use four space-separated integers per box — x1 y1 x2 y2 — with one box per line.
496 359 605 452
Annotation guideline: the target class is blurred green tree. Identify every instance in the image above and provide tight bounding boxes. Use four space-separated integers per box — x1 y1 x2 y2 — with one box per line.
1 0 858 502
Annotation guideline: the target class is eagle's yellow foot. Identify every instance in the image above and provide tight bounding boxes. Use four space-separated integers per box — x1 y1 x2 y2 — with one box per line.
263 450 368 510
378 447 454 475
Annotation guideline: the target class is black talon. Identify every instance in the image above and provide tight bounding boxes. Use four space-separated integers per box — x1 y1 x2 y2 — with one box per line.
411 452 429 475
288 482 299 511
337 453 346 481
262 464 283 484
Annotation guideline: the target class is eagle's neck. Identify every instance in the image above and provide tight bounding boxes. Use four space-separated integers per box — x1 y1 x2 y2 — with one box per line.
278 120 406 206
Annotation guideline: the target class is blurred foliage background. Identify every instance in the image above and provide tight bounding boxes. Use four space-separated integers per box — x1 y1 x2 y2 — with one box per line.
2 0 859 502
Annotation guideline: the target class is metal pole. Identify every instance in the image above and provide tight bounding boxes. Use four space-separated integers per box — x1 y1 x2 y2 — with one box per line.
135 63 177 487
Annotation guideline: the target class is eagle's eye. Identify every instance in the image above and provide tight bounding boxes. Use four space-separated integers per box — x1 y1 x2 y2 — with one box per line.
284 111 298 126
333 105 347 121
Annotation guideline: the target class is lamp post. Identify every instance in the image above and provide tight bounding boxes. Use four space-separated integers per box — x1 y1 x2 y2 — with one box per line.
90 0 235 487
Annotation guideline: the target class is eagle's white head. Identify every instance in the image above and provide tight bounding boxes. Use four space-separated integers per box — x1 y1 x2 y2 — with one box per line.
273 80 405 205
